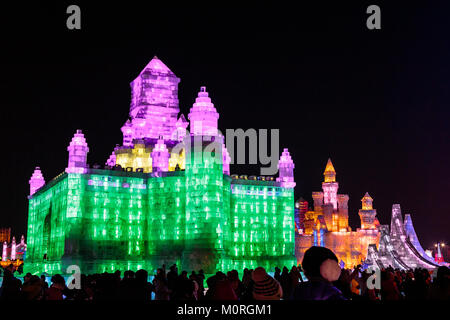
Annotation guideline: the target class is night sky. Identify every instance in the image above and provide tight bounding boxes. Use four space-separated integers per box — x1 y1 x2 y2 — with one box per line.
1 2 448 255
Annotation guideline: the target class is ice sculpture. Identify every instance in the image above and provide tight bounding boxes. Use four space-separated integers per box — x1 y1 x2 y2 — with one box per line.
25 57 296 276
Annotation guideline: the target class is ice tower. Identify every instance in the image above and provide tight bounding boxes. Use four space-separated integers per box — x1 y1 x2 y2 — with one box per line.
66 130 89 174
188 86 219 136
183 87 227 272
359 192 377 230
127 56 181 141
322 158 338 210
29 167 45 196
112 56 186 173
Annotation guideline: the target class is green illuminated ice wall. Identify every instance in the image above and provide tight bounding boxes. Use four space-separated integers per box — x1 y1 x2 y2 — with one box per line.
228 182 295 271
26 165 295 275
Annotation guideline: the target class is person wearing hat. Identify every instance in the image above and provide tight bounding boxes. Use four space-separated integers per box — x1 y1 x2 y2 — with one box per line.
252 267 283 300
292 246 346 300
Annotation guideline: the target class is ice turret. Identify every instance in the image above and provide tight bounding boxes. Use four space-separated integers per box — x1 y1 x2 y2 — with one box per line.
188 87 219 136
359 192 377 230
322 158 339 209
29 167 45 196
66 129 89 174
276 148 295 188
151 138 170 173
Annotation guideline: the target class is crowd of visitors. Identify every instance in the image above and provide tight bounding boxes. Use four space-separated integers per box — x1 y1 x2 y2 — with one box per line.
0 247 448 300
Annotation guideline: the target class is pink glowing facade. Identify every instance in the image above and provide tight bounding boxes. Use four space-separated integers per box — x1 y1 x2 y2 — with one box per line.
29 166 45 196
66 129 89 174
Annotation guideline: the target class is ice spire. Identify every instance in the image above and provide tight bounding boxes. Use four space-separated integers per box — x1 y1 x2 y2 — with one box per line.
324 158 336 183
66 129 89 174
29 166 45 196
188 86 219 136
151 138 170 173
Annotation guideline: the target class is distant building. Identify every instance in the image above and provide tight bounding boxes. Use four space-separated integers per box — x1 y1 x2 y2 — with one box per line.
295 159 380 268
1 235 26 268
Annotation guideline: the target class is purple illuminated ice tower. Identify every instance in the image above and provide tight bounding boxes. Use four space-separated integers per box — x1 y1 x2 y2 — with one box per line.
29 166 45 196
151 138 170 173
66 129 89 174
188 86 219 137
121 56 182 144
276 148 296 188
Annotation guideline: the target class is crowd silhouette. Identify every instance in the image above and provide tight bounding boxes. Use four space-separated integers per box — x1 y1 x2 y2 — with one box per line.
0 247 448 301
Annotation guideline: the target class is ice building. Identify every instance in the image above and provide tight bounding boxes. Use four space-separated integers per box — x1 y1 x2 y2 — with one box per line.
25 57 296 275
295 159 444 270
295 159 380 268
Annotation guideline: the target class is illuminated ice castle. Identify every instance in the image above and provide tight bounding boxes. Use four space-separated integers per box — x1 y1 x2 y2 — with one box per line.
25 57 296 275
295 159 380 268
295 159 442 269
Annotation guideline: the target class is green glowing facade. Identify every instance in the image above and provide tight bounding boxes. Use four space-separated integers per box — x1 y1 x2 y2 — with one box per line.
25 57 296 275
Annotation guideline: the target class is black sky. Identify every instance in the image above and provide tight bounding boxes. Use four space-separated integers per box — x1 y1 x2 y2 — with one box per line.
0 2 448 255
